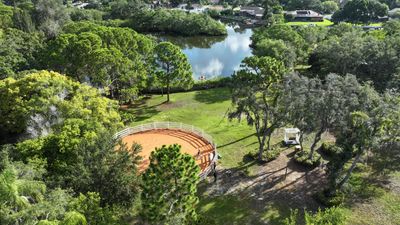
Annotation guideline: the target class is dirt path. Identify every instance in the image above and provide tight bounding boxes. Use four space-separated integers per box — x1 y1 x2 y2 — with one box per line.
202 148 327 211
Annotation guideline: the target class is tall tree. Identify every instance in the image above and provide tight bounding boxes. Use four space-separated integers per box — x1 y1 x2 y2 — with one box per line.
0 28 43 78
154 42 193 102
58 132 142 208
0 150 87 225
326 83 383 194
332 0 388 24
282 73 322 150
43 22 155 102
141 144 200 224
32 0 70 38
229 56 287 161
251 24 307 65
0 70 122 140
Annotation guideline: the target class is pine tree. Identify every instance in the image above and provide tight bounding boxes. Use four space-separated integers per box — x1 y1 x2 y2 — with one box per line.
141 144 200 224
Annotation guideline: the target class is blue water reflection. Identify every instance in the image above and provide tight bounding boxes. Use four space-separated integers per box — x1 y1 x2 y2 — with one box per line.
159 27 253 80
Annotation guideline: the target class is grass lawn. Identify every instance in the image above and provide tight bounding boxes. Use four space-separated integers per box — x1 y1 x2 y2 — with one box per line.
345 170 400 225
286 19 334 27
124 88 258 170
124 88 327 172
124 88 400 225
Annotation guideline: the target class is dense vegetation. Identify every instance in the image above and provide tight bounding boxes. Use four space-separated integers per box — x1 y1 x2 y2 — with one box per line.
124 9 227 36
251 21 400 91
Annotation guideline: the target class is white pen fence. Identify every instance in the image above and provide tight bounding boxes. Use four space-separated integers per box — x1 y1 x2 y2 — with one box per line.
114 121 218 180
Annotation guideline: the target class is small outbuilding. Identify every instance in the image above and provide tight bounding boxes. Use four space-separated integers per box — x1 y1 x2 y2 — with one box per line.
239 6 265 19
284 128 300 145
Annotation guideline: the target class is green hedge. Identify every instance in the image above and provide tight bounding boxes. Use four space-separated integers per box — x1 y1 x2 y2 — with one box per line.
124 9 227 36
294 150 321 168
143 77 232 95
244 146 281 162
315 189 345 207
320 142 343 156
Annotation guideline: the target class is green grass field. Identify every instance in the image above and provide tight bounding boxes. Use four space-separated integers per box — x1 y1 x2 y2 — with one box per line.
125 88 258 170
125 88 400 225
286 19 334 26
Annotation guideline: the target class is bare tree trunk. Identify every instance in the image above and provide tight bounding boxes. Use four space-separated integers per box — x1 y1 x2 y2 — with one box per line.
166 80 170 102
258 137 265 162
336 151 362 190
299 132 304 150
167 87 170 102
309 127 324 159
266 133 272 151
255 122 264 161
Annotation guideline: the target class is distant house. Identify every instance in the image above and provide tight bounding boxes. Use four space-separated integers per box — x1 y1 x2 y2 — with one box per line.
72 1 89 9
239 6 265 19
209 0 221 5
285 10 324 22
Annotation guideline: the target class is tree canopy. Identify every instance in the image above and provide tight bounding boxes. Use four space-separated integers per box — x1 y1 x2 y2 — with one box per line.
42 22 155 102
141 144 200 224
332 0 389 23
0 70 122 139
154 41 193 102
229 56 287 161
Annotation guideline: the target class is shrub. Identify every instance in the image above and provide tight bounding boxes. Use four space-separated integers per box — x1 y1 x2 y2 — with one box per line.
244 151 257 160
320 142 343 156
304 206 347 225
264 147 281 162
119 110 136 125
243 146 281 162
315 190 345 207
207 9 221 19
294 150 321 168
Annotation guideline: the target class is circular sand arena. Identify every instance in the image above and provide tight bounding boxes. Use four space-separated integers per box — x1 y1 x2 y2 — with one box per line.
116 122 217 179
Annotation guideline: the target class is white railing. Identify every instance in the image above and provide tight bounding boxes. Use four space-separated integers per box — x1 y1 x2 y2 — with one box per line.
115 122 218 180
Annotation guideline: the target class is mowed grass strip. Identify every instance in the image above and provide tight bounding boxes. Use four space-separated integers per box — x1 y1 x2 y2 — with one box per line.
286 19 334 26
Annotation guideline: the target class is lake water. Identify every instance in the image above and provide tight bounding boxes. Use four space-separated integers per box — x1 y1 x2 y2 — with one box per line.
159 26 253 80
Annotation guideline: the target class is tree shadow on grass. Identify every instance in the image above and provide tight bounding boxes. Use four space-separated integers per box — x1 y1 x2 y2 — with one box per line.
194 88 231 104
120 96 162 123
218 133 257 149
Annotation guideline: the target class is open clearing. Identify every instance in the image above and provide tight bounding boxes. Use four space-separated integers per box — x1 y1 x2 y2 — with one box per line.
123 88 400 224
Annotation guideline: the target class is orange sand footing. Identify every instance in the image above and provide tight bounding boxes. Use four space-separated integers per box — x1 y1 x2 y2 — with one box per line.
122 129 215 172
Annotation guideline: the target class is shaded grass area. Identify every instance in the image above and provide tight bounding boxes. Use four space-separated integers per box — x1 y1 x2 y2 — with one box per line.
343 163 400 225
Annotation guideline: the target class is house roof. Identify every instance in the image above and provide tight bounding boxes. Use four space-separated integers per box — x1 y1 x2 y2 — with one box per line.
240 6 265 15
286 10 323 18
